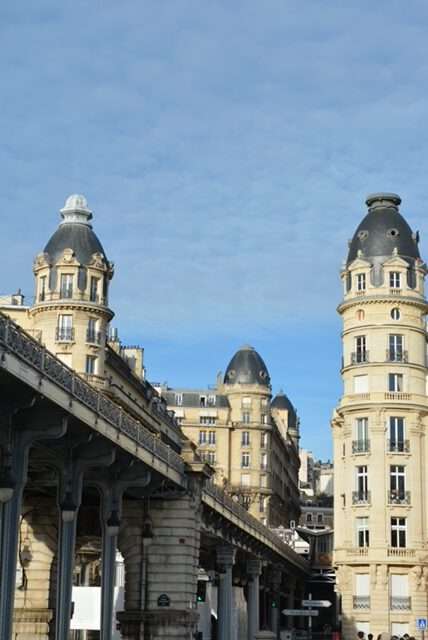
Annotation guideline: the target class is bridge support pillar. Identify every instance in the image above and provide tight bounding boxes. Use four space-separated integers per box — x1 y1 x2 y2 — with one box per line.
269 568 282 639
217 545 236 640
0 413 67 640
247 558 262 640
285 576 296 630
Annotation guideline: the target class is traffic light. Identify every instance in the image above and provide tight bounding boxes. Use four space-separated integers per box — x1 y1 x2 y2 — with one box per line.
271 599 277 609
197 580 207 603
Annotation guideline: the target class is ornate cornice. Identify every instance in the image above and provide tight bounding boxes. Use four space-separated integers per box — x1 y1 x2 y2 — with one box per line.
338 295 428 314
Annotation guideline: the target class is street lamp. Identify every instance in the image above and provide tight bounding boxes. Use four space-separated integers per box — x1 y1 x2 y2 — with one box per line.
106 510 121 536
60 492 77 523
0 468 15 503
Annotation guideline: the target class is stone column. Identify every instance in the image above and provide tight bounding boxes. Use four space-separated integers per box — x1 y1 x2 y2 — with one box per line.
216 545 236 640
247 558 262 640
12 497 58 640
143 491 201 640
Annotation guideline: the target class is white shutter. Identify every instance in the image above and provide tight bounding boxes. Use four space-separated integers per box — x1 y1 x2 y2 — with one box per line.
355 574 370 596
354 375 368 393
391 574 408 597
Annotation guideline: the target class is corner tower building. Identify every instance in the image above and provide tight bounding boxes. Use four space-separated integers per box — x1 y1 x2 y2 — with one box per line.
333 193 428 637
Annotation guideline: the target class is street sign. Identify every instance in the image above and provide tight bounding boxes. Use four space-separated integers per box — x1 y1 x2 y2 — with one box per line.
302 599 332 608
417 619 427 631
282 609 319 617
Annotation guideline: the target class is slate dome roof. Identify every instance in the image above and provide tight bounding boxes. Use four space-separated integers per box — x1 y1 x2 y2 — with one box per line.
347 193 419 266
224 345 270 386
271 391 297 428
44 194 108 265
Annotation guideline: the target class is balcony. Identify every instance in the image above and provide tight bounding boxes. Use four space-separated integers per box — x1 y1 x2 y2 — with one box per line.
390 288 402 296
388 490 410 505
387 440 410 453
55 327 74 342
351 351 369 364
59 287 73 300
86 329 103 345
390 596 411 611
386 349 408 363
384 392 411 401
387 547 415 558
352 440 370 454
352 490 370 505
353 596 370 610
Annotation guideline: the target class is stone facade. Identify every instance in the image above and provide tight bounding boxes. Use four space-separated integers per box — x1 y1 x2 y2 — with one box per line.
333 193 428 637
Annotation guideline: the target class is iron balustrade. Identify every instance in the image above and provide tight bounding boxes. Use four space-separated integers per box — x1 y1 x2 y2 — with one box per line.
386 349 408 362
0 312 184 474
388 490 411 505
351 351 369 364
56 327 75 342
352 440 370 454
390 596 411 611
387 440 410 453
353 596 370 610
86 329 103 344
352 491 371 505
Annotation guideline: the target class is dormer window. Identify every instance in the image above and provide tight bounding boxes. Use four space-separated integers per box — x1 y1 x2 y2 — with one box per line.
356 273 366 292
60 274 73 299
390 272 401 289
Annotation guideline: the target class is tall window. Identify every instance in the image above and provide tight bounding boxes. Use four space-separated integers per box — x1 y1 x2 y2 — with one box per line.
356 517 369 547
85 355 97 375
356 465 368 499
356 273 366 291
242 411 251 424
388 335 404 361
174 393 183 406
89 276 99 302
39 276 47 302
391 517 407 548
390 272 401 288
199 430 207 444
260 452 268 470
60 274 73 299
241 474 250 486
242 431 250 446
87 318 98 343
260 432 267 448
390 465 406 501
208 431 216 445
354 336 367 363
259 495 266 513
389 417 405 452
355 418 368 452
57 314 73 341
207 451 216 465
389 373 403 392
261 413 268 425
241 453 250 468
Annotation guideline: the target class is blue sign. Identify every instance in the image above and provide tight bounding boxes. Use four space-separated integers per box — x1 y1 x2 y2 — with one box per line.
417 619 427 631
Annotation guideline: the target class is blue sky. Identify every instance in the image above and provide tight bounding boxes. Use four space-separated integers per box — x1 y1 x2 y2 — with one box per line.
2 1 428 459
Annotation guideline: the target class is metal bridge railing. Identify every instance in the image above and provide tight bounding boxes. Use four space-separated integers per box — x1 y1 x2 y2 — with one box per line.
0 313 184 475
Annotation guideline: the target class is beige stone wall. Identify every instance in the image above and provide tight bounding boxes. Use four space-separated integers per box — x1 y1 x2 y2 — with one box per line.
333 255 428 637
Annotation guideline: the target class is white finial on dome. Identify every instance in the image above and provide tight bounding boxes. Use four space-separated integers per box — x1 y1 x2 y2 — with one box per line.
60 194 93 225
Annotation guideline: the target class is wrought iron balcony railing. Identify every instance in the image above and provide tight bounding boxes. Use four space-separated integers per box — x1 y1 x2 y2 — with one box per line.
390 596 411 611
86 329 103 345
388 490 410 505
352 440 370 454
351 351 369 364
387 440 410 453
386 349 408 362
352 491 370 505
353 596 370 610
55 327 75 342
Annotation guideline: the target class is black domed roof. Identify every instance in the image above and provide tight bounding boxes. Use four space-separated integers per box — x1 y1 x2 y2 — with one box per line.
271 391 297 428
44 224 107 265
44 195 108 266
224 345 270 386
347 193 419 266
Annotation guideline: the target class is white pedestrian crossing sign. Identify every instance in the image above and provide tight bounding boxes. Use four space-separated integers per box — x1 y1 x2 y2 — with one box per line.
417 618 427 630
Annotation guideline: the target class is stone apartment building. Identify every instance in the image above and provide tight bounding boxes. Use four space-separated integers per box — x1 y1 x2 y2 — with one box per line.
333 193 428 637
158 348 301 527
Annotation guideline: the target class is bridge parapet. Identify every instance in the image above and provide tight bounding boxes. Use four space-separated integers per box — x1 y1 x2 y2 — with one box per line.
0 312 185 475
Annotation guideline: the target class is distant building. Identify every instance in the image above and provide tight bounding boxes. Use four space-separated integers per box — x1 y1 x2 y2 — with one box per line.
159 348 301 527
